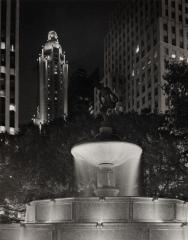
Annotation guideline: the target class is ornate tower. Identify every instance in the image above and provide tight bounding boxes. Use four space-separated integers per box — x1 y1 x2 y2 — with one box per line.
37 31 68 125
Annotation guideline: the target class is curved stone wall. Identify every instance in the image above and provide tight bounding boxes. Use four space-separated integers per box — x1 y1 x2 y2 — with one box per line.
25 197 188 224
1 197 188 240
0 222 188 240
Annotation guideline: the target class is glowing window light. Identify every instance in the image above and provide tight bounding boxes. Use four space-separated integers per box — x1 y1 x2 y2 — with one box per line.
171 54 176 59
10 45 14 52
0 208 5 215
0 126 5 133
179 56 184 61
0 90 5 97
132 70 135 77
9 104 15 111
0 66 6 73
148 60 151 65
135 45 140 53
9 128 15 135
1 42 5 49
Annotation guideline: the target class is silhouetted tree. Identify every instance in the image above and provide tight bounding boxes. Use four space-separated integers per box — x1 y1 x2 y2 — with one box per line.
163 60 188 130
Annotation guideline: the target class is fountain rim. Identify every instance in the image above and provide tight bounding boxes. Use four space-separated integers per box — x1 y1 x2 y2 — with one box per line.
71 140 143 167
26 196 186 205
71 140 142 149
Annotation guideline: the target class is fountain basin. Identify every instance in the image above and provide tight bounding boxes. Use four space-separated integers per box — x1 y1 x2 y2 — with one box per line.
25 197 188 223
1 197 187 240
1 222 188 240
71 141 142 166
72 141 143 196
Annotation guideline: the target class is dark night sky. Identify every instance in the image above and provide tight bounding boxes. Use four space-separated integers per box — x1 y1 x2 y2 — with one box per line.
19 0 119 123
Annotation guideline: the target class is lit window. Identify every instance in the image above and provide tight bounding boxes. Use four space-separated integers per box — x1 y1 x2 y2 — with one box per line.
135 45 140 53
171 54 176 58
132 70 135 76
9 128 15 135
9 104 15 111
54 97 58 100
0 209 5 215
0 126 5 133
1 42 5 49
0 90 5 97
0 66 6 73
179 56 184 61
10 45 14 52
148 60 151 65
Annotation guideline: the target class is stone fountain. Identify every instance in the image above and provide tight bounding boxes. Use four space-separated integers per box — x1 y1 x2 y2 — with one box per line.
0 97 188 239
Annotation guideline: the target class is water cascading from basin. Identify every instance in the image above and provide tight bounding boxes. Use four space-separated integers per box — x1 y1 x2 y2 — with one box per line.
71 141 143 197
94 163 119 197
1 135 188 240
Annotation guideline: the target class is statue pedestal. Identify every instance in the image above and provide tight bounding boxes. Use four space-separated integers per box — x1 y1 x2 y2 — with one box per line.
95 163 119 197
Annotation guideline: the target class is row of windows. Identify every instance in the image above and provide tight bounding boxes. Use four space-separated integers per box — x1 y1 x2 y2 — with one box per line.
105 42 158 73
0 101 15 127
105 49 158 77
111 0 160 30
127 99 158 111
107 20 158 47
165 9 188 23
163 23 184 35
165 0 188 7
127 76 158 92
163 35 185 48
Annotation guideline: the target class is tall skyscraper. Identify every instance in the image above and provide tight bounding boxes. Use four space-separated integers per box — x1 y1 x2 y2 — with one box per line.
0 0 19 134
95 0 188 114
35 31 68 126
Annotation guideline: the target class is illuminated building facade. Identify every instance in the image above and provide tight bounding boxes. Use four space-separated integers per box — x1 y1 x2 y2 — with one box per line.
0 0 19 134
35 31 68 125
95 0 188 114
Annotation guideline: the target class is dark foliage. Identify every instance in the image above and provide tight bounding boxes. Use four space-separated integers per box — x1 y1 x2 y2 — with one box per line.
0 112 187 213
163 60 188 129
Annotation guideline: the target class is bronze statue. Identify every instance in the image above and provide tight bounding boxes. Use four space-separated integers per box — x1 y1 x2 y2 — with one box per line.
96 82 118 120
